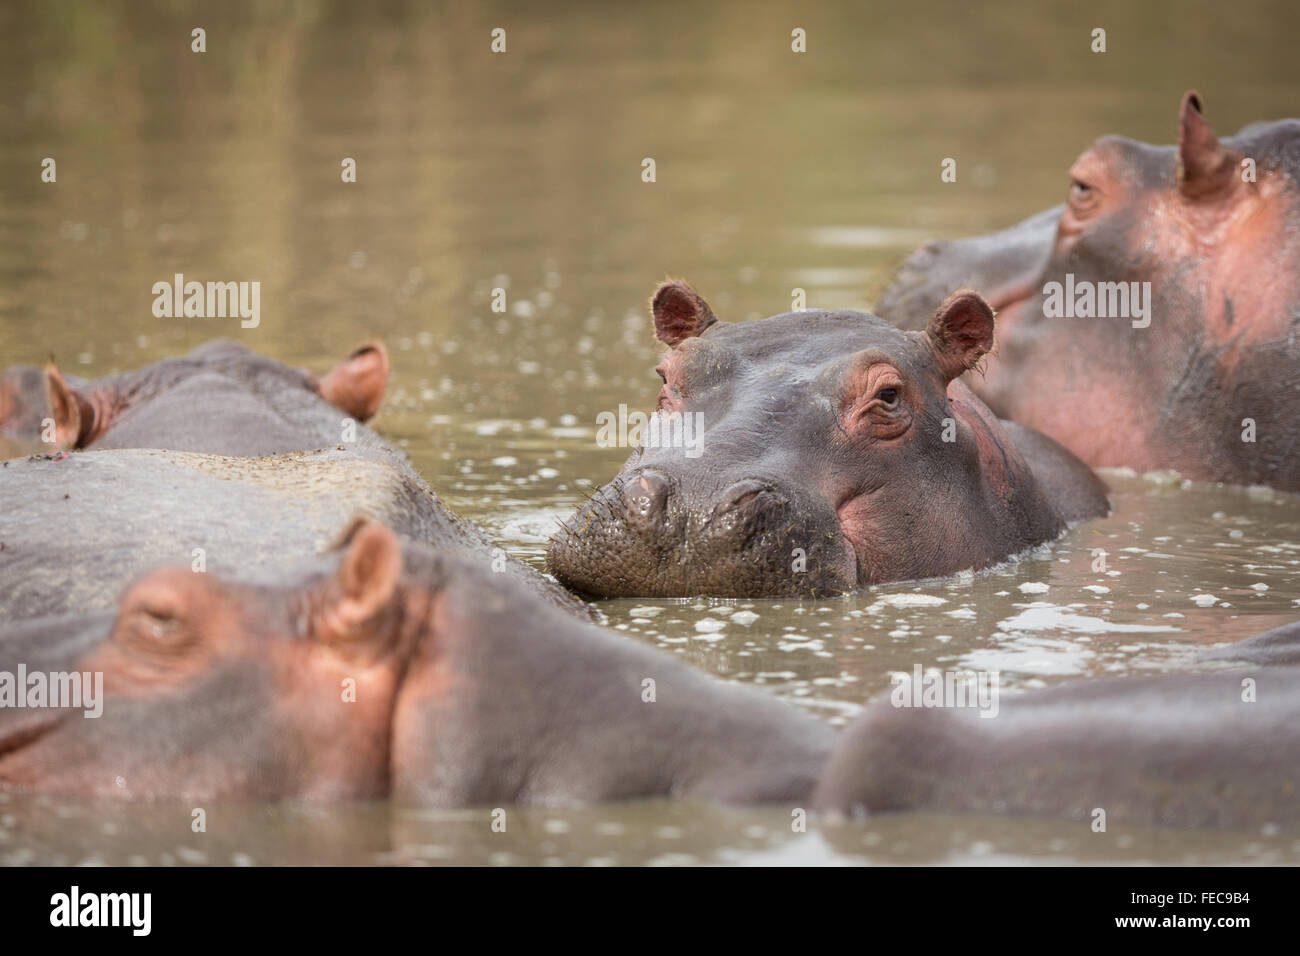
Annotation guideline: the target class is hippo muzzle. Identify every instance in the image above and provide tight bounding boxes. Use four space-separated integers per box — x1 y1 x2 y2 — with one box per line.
546 466 857 599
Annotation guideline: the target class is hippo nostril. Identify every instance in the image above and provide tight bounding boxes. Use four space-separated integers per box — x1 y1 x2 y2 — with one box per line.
626 470 670 519
715 479 775 516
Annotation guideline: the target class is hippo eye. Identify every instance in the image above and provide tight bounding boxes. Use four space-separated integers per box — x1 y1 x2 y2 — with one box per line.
117 605 200 658
1069 179 1095 203
875 387 899 406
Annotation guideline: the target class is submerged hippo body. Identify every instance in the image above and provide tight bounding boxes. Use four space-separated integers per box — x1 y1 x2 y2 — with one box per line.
0 520 832 804
546 281 1108 598
877 93 1300 489
6 521 1297 827
815 663 1300 828
0 338 389 457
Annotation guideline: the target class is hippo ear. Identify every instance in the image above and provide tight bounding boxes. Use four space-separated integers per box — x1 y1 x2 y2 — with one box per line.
1177 91 1240 200
924 290 995 382
318 342 389 422
651 280 718 346
43 361 98 449
322 519 403 640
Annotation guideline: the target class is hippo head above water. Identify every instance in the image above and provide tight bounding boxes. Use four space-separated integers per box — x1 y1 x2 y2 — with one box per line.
877 92 1300 489
0 339 389 458
0 519 419 800
546 281 1108 599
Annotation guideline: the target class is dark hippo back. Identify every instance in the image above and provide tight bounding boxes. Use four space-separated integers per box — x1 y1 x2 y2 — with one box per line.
814 662 1300 828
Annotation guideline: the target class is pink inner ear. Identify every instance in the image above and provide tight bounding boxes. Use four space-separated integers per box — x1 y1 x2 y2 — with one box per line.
656 291 697 339
652 281 716 346
927 291 995 380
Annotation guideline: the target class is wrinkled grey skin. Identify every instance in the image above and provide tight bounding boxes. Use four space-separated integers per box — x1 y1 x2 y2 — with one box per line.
816 648 1300 828
1 524 831 804
0 447 588 622
547 282 1108 598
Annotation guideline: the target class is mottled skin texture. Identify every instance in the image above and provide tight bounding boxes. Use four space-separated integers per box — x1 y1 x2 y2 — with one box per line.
814 663 1300 828
1 522 832 805
547 281 1108 598
877 92 1300 489
0 447 587 622
0 338 389 456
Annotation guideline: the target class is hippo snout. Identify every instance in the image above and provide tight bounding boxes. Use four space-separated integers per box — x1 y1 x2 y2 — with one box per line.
546 470 854 599
620 470 785 548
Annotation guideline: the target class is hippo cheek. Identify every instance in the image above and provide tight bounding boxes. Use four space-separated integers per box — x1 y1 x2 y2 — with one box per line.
271 641 417 801
0 673 272 800
0 613 112 793
834 491 936 588
834 497 879 586
0 711 74 791
388 607 479 808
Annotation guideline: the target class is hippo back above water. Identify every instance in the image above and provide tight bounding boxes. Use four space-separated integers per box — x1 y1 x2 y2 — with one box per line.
0 338 389 458
877 92 1300 490
546 281 1108 598
0 340 590 623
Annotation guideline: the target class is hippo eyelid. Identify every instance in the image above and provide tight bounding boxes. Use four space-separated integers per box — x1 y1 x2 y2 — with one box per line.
135 599 183 625
118 608 200 657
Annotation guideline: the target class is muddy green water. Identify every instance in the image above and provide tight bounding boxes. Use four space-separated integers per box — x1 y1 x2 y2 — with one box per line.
2 0 1299 865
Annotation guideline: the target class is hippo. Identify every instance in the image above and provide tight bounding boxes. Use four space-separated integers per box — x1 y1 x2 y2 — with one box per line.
0 338 389 457
0 519 832 804
0 339 590 622
0 521 423 800
0 447 586 622
1199 618 1300 666
546 280 1109 598
814 662 1300 829
877 92 1300 490
6 519 1298 828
